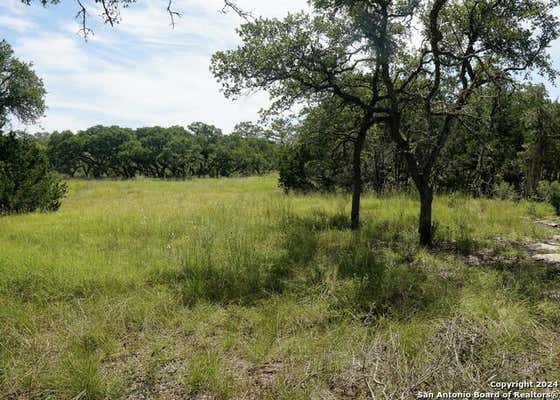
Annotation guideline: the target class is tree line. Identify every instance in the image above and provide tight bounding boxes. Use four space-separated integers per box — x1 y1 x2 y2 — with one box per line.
279 84 560 199
42 123 280 179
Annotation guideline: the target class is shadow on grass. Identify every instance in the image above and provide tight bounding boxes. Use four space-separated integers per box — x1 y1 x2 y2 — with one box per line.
149 209 464 322
324 240 463 319
477 258 560 298
150 211 333 306
3 209 469 324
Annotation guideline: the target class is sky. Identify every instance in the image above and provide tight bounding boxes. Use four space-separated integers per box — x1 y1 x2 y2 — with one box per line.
0 0 310 133
0 0 558 134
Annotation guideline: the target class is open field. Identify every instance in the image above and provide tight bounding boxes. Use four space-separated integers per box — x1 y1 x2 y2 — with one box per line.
1 175 560 399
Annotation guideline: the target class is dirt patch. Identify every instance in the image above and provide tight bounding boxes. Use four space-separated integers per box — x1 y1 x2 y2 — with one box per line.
464 233 560 268
536 219 560 228
250 359 285 387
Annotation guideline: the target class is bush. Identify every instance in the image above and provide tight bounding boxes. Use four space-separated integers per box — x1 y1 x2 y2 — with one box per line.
278 139 347 193
493 181 517 201
0 133 67 214
538 180 560 214
549 181 560 215
536 180 552 202
278 143 314 192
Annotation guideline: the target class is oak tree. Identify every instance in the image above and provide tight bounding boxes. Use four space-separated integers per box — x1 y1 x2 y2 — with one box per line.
212 0 559 245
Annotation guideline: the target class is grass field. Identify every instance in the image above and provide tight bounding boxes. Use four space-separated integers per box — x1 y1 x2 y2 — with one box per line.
1 175 560 399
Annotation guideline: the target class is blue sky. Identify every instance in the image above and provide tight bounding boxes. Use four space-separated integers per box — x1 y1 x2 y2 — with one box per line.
0 0 309 133
0 0 558 133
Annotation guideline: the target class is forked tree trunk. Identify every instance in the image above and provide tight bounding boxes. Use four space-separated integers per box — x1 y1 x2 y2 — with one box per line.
351 128 368 230
418 183 434 247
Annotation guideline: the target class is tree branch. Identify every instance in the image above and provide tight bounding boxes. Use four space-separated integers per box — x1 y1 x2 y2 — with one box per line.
221 0 253 21
167 0 181 28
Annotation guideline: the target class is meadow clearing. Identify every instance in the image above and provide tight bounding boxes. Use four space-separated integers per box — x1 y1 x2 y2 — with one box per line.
1 175 560 399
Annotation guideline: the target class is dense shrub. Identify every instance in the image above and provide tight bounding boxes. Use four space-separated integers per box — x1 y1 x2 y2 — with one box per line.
493 181 517 201
549 181 560 215
536 180 552 202
278 143 315 192
534 180 560 214
278 85 560 200
0 133 67 214
277 135 370 194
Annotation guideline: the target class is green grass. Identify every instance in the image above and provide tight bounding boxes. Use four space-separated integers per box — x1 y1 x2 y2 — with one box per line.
1 175 559 399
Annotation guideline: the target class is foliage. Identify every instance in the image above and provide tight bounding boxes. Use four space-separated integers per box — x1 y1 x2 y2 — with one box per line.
41 123 279 179
0 133 67 214
493 181 517 201
0 39 46 130
278 101 409 194
278 84 560 200
47 130 87 177
548 181 560 215
0 40 59 215
212 0 559 245
536 180 553 202
518 87 560 196
277 139 316 192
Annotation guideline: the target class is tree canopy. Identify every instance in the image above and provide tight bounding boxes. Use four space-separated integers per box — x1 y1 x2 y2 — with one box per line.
42 124 280 179
0 40 46 130
211 0 560 245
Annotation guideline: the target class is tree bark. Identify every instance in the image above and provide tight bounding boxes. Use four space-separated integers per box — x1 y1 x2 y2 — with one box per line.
418 183 434 247
351 128 368 230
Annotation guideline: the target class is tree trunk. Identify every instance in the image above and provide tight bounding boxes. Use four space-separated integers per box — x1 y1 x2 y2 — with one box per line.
418 184 434 247
525 120 546 196
351 128 367 230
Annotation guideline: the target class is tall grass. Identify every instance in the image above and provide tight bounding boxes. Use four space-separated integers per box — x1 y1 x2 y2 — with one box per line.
1 175 559 399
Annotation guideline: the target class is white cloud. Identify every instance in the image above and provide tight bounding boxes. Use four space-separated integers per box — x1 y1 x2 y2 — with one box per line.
11 33 271 132
0 0 28 15
0 0 38 32
33 113 87 133
16 34 97 73
0 15 35 32
7 0 308 133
